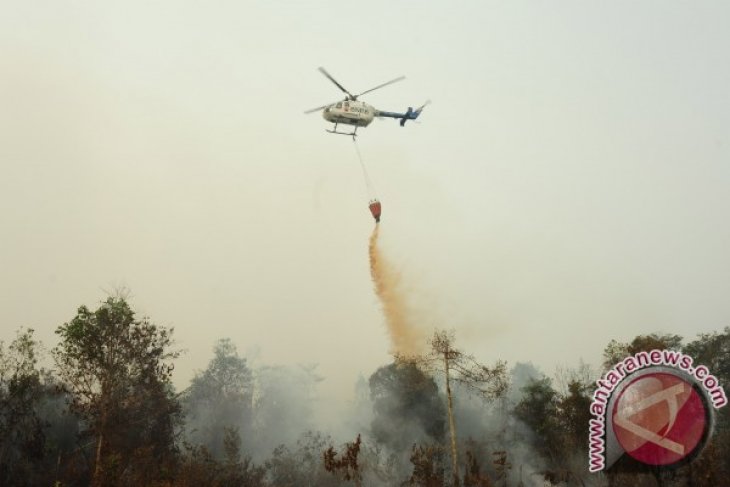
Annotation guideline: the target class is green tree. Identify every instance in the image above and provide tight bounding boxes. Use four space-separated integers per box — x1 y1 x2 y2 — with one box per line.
183 338 254 459
368 361 446 453
557 380 592 453
0 329 51 486
683 327 730 392
53 297 180 487
682 327 730 485
602 333 682 370
513 377 559 462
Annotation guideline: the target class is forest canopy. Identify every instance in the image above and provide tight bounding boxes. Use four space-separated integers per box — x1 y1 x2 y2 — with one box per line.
0 297 728 486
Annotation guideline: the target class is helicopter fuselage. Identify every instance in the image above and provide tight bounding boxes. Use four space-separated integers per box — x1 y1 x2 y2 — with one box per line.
322 100 376 127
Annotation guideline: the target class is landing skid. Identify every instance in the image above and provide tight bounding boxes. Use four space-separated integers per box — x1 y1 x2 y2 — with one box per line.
326 123 358 140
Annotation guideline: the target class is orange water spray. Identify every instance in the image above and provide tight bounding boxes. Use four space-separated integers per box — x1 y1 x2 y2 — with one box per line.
369 225 424 355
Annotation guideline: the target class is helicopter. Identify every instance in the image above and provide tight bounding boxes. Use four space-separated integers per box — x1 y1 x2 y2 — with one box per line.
305 67 429 138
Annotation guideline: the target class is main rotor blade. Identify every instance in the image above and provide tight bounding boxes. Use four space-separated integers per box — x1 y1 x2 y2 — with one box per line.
356 75 406 98
304 103 332 114
318 67 355 99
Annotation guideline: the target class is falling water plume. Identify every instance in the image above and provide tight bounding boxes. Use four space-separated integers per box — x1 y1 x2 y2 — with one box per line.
369 225 424 355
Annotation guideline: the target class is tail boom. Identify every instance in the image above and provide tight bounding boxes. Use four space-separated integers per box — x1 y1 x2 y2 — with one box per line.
376 101 428 126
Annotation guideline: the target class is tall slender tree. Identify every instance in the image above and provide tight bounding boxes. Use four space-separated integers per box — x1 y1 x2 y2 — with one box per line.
405 330 507 486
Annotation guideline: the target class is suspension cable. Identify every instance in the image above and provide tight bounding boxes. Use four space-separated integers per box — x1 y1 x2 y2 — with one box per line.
353 138 378 200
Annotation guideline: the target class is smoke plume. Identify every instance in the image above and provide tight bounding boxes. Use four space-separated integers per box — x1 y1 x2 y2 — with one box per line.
368 225 424 355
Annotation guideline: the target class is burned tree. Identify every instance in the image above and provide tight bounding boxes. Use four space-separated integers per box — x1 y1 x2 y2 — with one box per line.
323 433 362 486
402 330 507 486
407 443 445 487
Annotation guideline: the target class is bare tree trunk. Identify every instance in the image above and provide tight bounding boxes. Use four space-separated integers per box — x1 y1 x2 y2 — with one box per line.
55 452 62 485
93 397 108 487
444 350 459 486
92 432 103 487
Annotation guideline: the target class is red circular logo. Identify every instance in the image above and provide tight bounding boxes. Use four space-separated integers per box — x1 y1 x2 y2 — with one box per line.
612 372 709 466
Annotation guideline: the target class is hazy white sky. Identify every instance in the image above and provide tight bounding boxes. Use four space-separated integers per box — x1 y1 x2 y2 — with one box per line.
2 1 729 408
